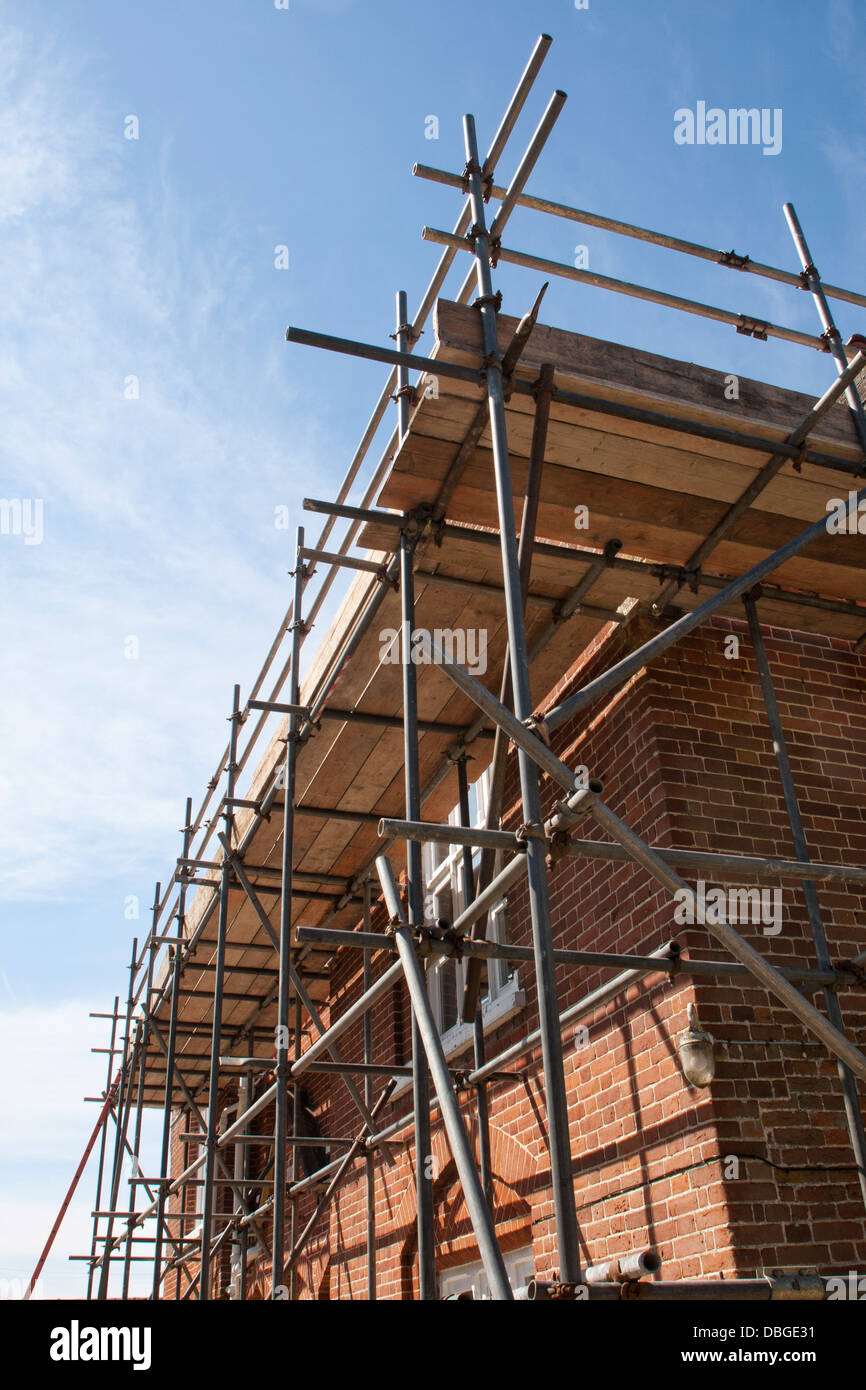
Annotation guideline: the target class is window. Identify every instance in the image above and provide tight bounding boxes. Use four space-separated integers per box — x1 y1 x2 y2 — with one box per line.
439 1244 534 1299
422 766 520 1043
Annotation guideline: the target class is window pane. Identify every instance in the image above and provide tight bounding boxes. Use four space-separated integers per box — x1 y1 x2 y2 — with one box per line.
488 899 510 995
440 960 459 1033
435 884 453 923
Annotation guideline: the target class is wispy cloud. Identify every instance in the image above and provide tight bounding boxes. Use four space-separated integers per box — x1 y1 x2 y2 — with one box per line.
0 1002 105 1161
0 15 327 900
0 999 162 1298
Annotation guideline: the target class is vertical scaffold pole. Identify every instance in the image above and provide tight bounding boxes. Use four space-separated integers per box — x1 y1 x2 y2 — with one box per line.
153 799 193 1299
460 112 581 1283
400 524 436 1299
395 289 411 442
288 997 301 1301
456 755 493 1207
176 1103 192 1299
462 359 555 1023
745 596 866 1209
200 684 242 1299
363 878 377 1299
272 528 307 1297
97 938 138 1299
376 855 512 1299
87 995 119 1299
122 890 159 1298
238 1026 255 1301
396 282 437 1299
783 202 866 453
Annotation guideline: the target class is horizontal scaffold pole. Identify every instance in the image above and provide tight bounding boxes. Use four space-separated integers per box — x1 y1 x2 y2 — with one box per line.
412 162 866 312
422 226 828 352
294 925 843 988
288 330 865 476
541 479 866 736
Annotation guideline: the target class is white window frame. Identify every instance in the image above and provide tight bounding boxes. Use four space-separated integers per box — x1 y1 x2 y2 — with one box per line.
439 1244 535 1299
423 766 520 1038
386 767 526 1102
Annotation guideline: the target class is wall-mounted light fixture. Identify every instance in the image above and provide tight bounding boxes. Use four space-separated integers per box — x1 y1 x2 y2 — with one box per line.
678 1003 715 1087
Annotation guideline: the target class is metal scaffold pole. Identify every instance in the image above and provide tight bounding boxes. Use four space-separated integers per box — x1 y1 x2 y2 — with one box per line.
399 521 436 1299
86 996 120 1300
462 358 554 1023
744 595 866 1209
362 878 377 1299
122 894 159 1299
152 800 193 1299
59 27 866 1304
459 109 581 1284
783 201 866 451
96 938 138 1300
200 684 242 1299
376 856 513 1299
288 998 301 1301
456 754 493 1208
272 527 308 1298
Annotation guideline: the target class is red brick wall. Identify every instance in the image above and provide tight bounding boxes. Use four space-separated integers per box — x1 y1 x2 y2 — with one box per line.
174 613 866 1297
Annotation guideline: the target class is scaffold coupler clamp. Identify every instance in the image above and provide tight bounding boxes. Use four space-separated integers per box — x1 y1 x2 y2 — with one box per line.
460 158 481 192
437 923 465 962
837 958 866 988
546 828 570 869
718 248 751 271
653 562 684 589
390 381 417 410
531 362 557 404
473 289 503 315
515 821 546 845
445 744 471 767
619 1279 645 1301
548 1279 581 1301
403 501 436 543
818 326 838 353
792 437 810 473
526 710 551 747
736 315 769 341
285 719 314 746
376 561 399 590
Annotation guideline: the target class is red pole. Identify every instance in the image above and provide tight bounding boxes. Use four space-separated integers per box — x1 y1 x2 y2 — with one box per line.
24 1073 120 1301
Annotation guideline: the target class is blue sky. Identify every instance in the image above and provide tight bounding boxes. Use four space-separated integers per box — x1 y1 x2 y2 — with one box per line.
1 0 864 1298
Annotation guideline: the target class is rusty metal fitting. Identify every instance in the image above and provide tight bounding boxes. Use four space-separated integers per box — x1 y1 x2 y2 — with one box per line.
474 290 503 314
546 829 571 868
718 248 751 271
736 315 769 341
526 712 551 747
793 438 809 473
515 821 546 844
837 957 866 987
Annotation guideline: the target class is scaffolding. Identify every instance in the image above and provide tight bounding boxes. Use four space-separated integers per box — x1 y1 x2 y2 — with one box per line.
52 32 866 1302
